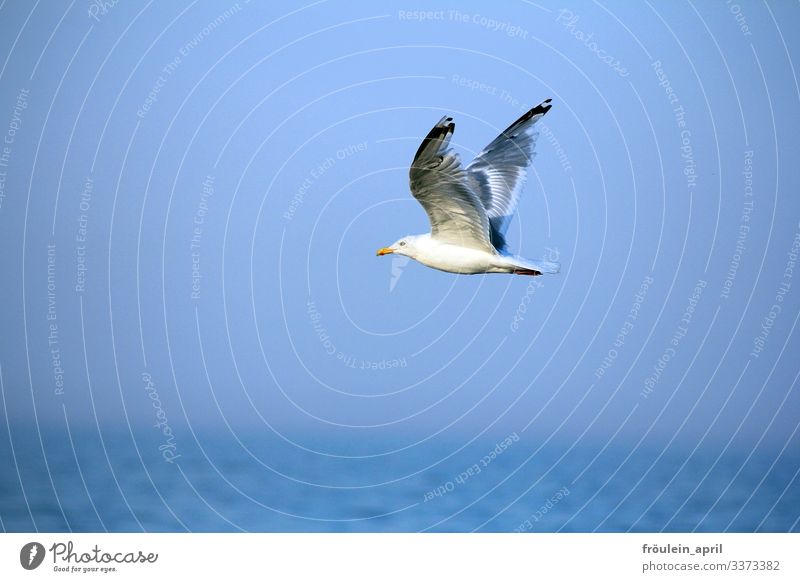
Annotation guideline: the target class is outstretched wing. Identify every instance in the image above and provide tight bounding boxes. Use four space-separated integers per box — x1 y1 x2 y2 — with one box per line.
409 115 495 252
466 99 552 251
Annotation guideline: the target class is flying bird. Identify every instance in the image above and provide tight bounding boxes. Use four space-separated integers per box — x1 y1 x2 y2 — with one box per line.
377 99 559 276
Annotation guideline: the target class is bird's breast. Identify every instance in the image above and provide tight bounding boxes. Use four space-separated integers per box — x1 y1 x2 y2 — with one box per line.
413 243 504 274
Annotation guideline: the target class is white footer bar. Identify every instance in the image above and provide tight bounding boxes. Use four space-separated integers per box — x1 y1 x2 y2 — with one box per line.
1 533 797 581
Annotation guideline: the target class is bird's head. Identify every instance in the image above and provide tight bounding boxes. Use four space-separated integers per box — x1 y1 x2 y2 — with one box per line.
376 235 418 258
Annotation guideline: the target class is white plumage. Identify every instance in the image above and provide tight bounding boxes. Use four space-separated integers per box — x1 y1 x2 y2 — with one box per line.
377 99 560 277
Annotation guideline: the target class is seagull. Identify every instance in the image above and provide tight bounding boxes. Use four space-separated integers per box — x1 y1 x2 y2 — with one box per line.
376 99 560 276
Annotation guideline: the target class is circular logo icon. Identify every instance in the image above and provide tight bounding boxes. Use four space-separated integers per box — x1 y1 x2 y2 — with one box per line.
20 542 45 570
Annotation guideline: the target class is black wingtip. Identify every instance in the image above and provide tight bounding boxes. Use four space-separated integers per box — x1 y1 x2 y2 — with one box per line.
521 98 553 121
500 98 552 138
412 116 455 164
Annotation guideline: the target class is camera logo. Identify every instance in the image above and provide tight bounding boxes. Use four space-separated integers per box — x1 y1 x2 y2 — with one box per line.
20 542 46 570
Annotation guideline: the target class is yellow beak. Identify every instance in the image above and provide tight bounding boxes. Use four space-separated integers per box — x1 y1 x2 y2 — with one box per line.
376 247 394 256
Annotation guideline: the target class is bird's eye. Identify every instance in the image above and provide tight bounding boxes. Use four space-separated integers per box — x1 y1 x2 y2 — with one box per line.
399 241 406 246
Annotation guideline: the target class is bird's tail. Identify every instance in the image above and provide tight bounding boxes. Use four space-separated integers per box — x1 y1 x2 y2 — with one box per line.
507 255 560 276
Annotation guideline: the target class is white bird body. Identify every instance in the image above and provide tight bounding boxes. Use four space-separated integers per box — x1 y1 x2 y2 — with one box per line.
398 234 557 275
377 99 560 277
402 235 498 274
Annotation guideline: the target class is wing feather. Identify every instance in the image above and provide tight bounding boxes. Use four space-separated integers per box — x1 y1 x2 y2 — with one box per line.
409 116 494 252
466 99 552 251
